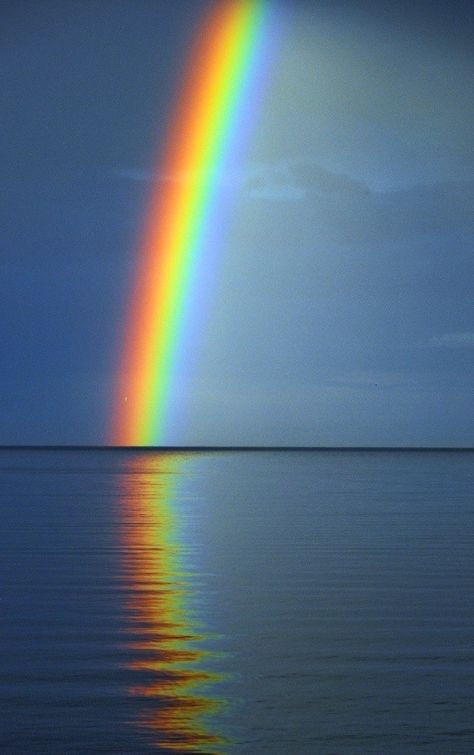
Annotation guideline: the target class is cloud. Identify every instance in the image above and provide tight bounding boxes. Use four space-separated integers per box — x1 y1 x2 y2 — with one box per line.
246 180 305 201
242 159 370 202
241 162 302 201
114 168 155 182
116 159 373 205
330 370 417 388
115 166 243 191
425 331 474 348
117 161 310 200
114 167 196 184
290 161 370 195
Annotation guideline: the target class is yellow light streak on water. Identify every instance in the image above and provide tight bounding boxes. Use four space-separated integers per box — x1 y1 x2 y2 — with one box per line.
119 453 226 752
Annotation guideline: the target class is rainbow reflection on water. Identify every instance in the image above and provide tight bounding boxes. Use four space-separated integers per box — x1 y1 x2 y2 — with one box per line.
119 453 226 752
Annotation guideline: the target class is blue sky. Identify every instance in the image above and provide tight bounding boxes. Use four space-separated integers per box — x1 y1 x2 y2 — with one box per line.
2 0 473 445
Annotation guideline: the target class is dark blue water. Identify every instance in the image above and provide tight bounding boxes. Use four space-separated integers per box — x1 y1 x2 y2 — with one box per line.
1 449 473 753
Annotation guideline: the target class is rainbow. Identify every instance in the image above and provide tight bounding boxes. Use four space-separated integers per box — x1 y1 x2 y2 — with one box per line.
120 454 224 749
111 0 274 446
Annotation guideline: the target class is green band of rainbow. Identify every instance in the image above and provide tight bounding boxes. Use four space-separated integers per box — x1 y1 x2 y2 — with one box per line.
111 0 271 446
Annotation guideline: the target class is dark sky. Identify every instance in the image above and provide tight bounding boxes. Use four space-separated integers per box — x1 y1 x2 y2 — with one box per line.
2 0 474 445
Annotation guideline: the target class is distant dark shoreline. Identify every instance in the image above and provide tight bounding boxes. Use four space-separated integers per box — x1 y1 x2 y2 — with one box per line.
1 446 473 452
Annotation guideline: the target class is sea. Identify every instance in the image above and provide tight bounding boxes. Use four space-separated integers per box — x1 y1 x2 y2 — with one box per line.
0 448 473 754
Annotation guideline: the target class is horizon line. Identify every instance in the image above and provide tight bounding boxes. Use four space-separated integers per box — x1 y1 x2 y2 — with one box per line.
0 445 473 452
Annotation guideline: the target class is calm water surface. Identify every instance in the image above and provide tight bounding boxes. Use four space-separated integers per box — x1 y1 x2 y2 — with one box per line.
1 449 473 753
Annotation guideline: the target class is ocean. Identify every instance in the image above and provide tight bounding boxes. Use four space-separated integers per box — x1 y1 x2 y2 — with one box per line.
1 448 473 753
